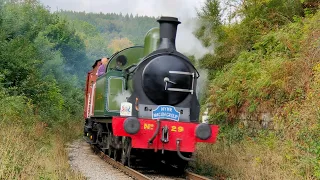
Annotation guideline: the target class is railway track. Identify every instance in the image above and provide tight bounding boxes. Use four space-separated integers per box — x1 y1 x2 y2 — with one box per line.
90 145 213 180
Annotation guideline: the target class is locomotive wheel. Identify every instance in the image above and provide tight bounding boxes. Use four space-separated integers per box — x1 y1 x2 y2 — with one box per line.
121 137 132 166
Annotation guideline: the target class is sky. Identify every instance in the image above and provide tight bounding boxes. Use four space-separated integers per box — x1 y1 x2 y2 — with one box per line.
39 0 206 19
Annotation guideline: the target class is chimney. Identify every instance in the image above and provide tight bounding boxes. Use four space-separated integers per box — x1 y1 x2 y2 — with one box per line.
157 16 181 50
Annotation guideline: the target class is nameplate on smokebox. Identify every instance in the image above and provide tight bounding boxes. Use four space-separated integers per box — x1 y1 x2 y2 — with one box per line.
152 105 180 121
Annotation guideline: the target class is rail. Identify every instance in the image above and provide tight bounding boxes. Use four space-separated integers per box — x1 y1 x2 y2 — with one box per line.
90 144 212 180
186 171 212 180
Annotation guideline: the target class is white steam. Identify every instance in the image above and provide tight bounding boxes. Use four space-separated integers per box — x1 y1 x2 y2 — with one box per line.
114 90 132 107
196 68 208 99
176 18 214 60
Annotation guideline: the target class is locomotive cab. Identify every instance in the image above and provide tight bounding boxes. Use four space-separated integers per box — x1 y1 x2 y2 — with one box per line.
93 46 145 117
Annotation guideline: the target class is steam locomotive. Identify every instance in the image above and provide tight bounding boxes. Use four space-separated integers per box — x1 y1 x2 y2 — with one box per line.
83 16 219 172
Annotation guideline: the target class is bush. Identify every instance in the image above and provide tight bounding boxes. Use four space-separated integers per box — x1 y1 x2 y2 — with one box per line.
207 12 320 122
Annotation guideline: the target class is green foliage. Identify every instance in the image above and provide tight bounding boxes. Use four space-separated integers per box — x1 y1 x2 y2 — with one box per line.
196 0 311 77
0 94 35 125
199 7 320 178
41 19 89 79
217 121 246 146
207 12 318 120
82 33 110 60
0 92 83 179
192 0 319 178
187 55 196 66
298 122 320 177
239 0 304 27
196 0 319 117
196 0 224 47
0 0 85 124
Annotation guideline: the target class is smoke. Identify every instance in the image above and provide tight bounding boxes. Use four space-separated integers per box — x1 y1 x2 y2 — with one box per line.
196 68 208 99
114 90 132 107
176 18 214 60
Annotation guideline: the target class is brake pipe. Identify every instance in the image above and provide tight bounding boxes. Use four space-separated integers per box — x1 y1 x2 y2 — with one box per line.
176 139 194 161
148 119 160 144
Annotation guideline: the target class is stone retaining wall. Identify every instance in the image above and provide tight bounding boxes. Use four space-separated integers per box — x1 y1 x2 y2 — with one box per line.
238 112 275 130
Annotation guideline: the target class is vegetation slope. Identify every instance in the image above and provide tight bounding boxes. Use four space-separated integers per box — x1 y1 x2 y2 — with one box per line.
191 0 320 179
0 1 86 179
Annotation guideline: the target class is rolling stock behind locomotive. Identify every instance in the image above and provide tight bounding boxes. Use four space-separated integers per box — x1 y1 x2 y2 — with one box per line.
83 16 219 172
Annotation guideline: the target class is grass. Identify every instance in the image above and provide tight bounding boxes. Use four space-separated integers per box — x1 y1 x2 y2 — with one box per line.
0 120 85 179
0 93 85 179
191 133 313 179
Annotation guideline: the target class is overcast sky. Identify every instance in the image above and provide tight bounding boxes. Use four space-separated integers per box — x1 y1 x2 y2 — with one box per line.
39 0 206 19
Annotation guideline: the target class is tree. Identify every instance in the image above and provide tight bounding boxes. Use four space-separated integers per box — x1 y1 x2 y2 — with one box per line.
85 34 110 60
196 0 224 47
0 0 87 121
107 37 134 53
195 0 307 73
41 19 90 81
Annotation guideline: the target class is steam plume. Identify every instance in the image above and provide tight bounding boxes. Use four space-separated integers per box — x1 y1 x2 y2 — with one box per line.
114 90 131 107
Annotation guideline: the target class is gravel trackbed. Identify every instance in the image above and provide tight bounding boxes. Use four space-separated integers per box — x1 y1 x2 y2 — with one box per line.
66 139 187 180
66 139 132 180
